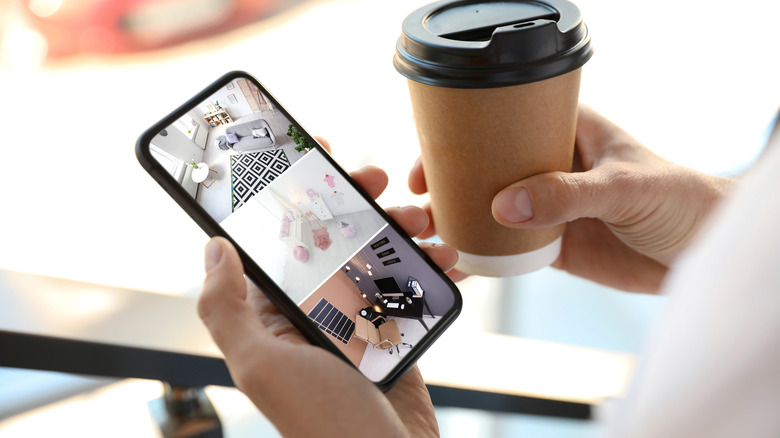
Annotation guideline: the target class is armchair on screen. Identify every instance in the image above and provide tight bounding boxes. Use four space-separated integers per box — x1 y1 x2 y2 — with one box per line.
354 313 412 355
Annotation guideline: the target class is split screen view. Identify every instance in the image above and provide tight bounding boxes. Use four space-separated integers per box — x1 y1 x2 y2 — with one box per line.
149 78 455 381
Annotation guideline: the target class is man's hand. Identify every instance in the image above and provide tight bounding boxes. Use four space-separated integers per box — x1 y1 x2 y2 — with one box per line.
409 105 733 292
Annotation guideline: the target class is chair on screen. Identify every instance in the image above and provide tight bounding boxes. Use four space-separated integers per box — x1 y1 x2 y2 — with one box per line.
354 313 412 355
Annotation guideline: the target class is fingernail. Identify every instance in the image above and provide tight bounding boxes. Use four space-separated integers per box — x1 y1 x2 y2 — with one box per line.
205 239 223 271
495 187 534 223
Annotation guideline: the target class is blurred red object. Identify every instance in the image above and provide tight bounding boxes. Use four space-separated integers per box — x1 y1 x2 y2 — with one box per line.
19 0 300 59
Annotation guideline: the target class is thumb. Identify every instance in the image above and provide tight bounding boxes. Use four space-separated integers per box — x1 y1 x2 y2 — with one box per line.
492 168 625 228
199 237 270 359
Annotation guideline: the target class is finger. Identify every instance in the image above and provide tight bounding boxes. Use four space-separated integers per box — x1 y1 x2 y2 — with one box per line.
418 242 459 273
385 366 439 434
491 166 631 228
576 104 658 168
314 136 391 200
552 218 666 293
314 136 331 153
493 105 669 228
416 202 437 240
575 104 620 169
386 207 463 280
199 237 272 359
419 239 470 282
350 165 388 200
313 136 388 199
408 156 428 195
447 269 470 283
385 205 430 238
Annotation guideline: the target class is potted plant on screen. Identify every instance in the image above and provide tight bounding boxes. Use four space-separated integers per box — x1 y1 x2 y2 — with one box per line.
288 124 314 153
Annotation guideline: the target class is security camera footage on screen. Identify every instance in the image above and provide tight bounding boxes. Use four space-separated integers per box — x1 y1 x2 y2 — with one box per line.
149 77 455 381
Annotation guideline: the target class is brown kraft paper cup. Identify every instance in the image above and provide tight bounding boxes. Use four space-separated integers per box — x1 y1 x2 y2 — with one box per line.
394 0 592 276
408 69 580 275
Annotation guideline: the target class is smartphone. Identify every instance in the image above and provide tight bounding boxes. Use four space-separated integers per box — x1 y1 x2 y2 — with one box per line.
135 71 462 390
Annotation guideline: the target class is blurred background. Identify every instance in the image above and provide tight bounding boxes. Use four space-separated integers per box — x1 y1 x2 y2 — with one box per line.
0 0 778 436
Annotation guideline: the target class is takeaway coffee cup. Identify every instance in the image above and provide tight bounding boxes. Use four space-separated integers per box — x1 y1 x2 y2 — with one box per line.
394 0 593 276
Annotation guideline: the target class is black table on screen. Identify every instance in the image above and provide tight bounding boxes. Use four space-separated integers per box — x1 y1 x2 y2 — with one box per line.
376 296 431 331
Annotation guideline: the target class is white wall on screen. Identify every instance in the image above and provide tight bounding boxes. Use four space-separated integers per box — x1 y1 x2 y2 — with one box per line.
273 149 371 216
151 127 203 164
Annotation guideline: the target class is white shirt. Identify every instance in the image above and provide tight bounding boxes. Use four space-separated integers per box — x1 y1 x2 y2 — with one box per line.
604 132 780 437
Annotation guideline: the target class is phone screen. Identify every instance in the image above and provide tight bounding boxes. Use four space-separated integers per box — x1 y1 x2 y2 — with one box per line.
137 71 461 386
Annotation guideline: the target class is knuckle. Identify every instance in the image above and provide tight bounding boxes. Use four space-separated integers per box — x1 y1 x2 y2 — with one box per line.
196 292 215 322
554 172 585 215
600 162 646 219
603 162 637 191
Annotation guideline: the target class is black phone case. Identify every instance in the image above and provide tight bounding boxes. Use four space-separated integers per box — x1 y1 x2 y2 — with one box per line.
135 71 462 391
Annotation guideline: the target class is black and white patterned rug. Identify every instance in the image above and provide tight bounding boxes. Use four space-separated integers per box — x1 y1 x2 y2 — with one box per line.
231 149 291 211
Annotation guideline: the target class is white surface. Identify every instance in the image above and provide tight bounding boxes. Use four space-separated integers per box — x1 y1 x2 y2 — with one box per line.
190 162 210 183
455 236 562 277
0 380 282 438
193 125 208 149
0 369 113 420
421 331 635 404
0 271 221 357
0 380 166 438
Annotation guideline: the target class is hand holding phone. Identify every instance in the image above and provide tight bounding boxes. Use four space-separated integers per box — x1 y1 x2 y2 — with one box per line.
136 71 462 392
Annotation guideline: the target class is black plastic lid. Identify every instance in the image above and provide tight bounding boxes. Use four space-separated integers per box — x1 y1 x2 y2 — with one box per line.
393 0 593 88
